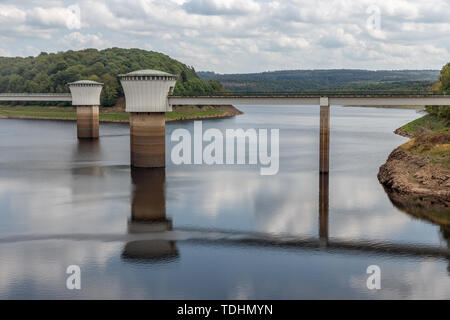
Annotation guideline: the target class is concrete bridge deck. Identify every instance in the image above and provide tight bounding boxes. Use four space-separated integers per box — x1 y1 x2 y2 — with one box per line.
2 92 449 171
0 93 72 102
168 94 450 106
2 93 450 106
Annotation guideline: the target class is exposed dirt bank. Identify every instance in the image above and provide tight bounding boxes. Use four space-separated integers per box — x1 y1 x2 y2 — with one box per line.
393 127 416 138
379 112 450 213
378 147 450 209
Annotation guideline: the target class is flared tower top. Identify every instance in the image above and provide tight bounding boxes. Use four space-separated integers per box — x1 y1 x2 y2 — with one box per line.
119 69 178 81
119 70 177 112
68 80 104 87
68 80 103 105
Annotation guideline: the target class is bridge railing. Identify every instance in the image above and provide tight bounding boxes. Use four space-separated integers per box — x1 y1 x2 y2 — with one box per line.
0 93 72 102
168 94 450 106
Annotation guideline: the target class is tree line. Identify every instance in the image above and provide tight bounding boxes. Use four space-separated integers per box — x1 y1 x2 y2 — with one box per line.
0 48 227 106
198 69 440 94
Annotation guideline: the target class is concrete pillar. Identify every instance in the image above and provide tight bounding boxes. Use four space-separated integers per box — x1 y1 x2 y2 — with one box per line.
319 173 329 246
76 106 99 139
130 113 166 168
68 80 103 140
319 97 330 173
119 70 177 168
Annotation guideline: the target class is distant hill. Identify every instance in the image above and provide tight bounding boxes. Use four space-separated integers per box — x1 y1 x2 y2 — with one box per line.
198 69 440 94
0 48 225 106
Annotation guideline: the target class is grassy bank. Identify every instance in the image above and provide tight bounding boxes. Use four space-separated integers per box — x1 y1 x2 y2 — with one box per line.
378 111 450 213
396 114 450 169
400 130 450 169
397 113 449 137
0 105 241 122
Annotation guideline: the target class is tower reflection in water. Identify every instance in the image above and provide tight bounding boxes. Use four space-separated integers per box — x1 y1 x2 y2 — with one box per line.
122 168 179 262
319 173 329 246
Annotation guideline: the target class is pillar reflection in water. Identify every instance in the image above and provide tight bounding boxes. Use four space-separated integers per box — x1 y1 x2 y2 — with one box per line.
70 140 104 199
319 173 329 246
123 168 178 262
73 139 103 176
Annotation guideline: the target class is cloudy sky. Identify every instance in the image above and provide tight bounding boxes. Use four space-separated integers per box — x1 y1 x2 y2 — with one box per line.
0 0 449 73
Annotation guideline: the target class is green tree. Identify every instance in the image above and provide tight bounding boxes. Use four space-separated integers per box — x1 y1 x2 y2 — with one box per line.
101 86 118 107
0 47 225 105
426 63 450 120
439 63 450 94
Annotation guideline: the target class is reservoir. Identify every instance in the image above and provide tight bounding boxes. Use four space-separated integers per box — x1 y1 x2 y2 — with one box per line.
0 105 449 299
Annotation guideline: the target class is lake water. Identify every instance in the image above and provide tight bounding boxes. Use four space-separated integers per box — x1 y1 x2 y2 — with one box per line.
0 106 449 299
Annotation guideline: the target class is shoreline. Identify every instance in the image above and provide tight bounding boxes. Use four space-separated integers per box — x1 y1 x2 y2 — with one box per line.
0 105 243 123
378 148 450 208
378 115 449 212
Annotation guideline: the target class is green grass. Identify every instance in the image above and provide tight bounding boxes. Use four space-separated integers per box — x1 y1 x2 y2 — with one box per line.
6 111 76 118
165 110 224 119
400 128 450 168
397 113 450 169
399 114 449 135
99 113 129 121
0 105 76 119
0 105 227 122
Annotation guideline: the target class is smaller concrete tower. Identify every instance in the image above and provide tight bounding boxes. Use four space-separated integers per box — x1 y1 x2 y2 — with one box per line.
119 70 178 168
68 80 103 139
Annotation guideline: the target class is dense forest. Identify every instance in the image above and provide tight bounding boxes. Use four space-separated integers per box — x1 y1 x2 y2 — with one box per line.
0 48 226 106
198 69 440 94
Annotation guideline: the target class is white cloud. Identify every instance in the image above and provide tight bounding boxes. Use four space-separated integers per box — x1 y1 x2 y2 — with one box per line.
183 0 260 16
0 0 448 72
319 28 358 48
0 47 12 57
61 32 110 49
0 5 26 26
27 5 82 30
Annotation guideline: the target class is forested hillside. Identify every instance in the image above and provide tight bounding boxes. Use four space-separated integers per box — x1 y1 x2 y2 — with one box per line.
0 48 226 106
198 69 440 93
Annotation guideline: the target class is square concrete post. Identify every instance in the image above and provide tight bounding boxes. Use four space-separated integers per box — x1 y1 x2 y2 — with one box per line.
319 97 330 173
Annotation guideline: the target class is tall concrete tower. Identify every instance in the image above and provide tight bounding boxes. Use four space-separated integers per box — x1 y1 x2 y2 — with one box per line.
68 80 103 139
119 70 178 167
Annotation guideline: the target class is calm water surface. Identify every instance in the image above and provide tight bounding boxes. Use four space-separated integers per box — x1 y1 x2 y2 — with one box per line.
0 106 449 299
